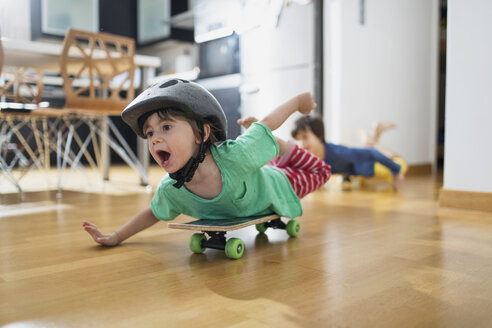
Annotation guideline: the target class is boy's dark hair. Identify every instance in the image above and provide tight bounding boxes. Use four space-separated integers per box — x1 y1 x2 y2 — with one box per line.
138 107 220 144
291 115 325 142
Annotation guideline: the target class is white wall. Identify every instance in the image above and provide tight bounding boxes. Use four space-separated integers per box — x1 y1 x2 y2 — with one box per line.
324 0 439 165
0 0 31 40
443 0 492 193
239 2 315 141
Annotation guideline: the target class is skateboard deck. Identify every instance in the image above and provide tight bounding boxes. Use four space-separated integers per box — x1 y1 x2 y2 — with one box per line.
168 214 280 232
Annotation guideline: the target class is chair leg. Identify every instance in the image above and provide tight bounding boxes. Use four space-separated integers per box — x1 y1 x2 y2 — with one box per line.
0 153 24 198
101 116 110 181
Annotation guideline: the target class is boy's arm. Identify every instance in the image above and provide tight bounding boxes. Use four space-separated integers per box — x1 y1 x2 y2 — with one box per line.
83 206 159 246
260 92 316 132
114 207 159 243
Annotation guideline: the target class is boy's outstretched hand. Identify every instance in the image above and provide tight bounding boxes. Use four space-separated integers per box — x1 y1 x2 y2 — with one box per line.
83 221 119 246
237 116 259 129
241 92 316 133
297 92 317 114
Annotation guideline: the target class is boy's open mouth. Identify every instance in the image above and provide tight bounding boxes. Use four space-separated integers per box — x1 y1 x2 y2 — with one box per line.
156 150 170 166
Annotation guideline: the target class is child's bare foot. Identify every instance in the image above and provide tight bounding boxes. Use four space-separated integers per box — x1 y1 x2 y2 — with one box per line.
83 221 120 246
372 122 397 143
381 122 397 130
392 172 404 192
237 116 259 129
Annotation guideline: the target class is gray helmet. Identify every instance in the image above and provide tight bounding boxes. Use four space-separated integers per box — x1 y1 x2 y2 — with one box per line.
122 79 227 140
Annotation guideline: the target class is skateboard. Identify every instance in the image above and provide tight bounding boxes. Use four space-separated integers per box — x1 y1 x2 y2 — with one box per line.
168 214 300 259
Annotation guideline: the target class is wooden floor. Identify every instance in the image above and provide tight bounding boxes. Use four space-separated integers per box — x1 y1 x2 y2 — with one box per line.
1 168 492 327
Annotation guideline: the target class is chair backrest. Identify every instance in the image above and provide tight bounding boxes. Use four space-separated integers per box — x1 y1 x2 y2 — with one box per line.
0 36 44 104
60 29 136 113
0 67 44 105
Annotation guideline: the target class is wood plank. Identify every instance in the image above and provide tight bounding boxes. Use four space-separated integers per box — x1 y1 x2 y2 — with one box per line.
406 163 433 175
1 169 492 327
439 188 492 212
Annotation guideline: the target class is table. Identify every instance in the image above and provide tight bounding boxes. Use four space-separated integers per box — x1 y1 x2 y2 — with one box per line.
1 37 160 74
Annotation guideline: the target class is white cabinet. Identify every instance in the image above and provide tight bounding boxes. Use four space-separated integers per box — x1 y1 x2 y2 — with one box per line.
41 0 99 36
137 0 171 44
33 0 193 47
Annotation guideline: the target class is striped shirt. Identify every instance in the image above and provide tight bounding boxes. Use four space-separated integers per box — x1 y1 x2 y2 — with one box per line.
270 141 332 198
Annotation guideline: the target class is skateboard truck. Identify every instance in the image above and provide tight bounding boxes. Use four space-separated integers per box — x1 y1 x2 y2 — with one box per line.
201 231 227 250
255 218 287 232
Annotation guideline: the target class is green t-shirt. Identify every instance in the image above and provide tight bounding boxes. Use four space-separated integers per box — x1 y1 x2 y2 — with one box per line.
150 122 302 221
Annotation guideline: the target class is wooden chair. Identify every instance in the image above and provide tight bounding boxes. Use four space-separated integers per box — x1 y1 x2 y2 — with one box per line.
0 66 44 104
1 29 147 196
56 29 148 187
60 29 136 114
0 38 63 197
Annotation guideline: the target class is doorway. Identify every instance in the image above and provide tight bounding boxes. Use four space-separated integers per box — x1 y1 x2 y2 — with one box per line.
437 0 447 170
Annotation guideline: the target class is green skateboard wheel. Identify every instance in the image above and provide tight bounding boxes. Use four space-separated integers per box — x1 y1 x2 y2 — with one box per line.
255 223 267 233
286 220 300 237
225 238 244 259
189 233 206 253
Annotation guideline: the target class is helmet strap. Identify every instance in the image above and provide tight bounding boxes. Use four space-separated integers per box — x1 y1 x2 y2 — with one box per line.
169 121 209 189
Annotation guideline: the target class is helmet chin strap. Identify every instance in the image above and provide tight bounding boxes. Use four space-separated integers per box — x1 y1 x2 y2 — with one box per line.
169 122 209 189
